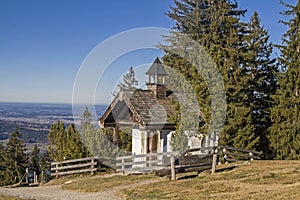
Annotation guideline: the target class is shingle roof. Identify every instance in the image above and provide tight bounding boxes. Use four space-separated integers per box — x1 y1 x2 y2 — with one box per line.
99 89 177 130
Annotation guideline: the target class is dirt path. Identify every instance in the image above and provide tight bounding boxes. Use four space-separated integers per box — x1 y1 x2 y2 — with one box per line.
0 179 160 200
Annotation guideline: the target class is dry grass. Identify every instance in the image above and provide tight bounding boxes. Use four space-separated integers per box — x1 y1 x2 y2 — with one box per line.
49 160 300 199
118 160 300 200
61 174 158 192
0 194 30 200
45 169 116 186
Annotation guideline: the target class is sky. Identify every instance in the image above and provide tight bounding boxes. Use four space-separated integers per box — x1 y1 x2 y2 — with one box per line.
0 0 297 104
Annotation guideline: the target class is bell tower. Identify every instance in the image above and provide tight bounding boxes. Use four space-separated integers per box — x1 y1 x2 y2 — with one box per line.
146 58 168 98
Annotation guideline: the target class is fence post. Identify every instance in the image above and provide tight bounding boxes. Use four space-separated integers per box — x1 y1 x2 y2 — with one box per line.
223 148 228 164
33 171 38 184
91 158 94 176
249 152 254 161
55 163 59 178
211 153 218 174
25 168 29 185
122 158 125 176
171 154 176 181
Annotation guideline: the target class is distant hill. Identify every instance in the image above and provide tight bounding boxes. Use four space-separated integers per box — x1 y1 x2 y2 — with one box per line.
0 102 107 145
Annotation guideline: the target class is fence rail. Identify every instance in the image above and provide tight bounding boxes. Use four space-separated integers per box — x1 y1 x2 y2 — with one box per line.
116 146 261 180
51 157 98 177
116 151 179 173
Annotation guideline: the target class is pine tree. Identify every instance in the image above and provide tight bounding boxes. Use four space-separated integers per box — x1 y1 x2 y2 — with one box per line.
162 0 261 150
80 107 131 164
269 1 300 159
29 145 40 177
113 67 138 96
0 143 6 186
2 127 28 185
65 123 90 159
48 121 89 161
170 127 189 152
39 153 50 184
80 107 97 153
118 67 138 90
242 12 277 156
48 121 66 161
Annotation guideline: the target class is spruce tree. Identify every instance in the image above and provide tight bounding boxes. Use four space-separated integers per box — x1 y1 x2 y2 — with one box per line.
0 143 6 186
39 153 50 184
117 67 138 90
113 67 139 96
2 127 28 185
65 123 89 159
80 107 131 163
163 0 261 150
80 107 97 154
48 121 89 161
170 126 189 152
270 1 300 159
48 121 66 161
29 145 40 177
241 12 277 156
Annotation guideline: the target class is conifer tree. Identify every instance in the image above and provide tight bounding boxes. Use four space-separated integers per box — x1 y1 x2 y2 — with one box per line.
113 67 139 96
29 145 40 177
48 121 66 161
170 127 189 152
39 153 50 184
2 127 28 185
48 121 89 161
162 0 258 149
242 12 277 156
117 67 138 90
0 143 6 186
65 123 89 159
80 107 131 163
80 107 97 152
270 1 300 159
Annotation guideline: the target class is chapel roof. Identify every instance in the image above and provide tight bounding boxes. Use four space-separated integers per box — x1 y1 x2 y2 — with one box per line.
99 89 177 130
145 57 168 76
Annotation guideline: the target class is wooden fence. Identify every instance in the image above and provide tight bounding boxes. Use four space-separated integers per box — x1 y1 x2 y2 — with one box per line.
51 157 98 177
50 146 261 179
116 146 261 180
116 151 179 173
217 145 261 163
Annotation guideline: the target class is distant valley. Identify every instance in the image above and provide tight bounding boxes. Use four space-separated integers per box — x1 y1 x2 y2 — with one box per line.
0 102 106 149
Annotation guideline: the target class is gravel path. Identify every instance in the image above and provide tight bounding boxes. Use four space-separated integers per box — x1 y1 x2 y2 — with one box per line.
0 179 160 200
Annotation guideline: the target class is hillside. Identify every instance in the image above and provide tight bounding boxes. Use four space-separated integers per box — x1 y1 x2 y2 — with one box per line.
1 160 300 200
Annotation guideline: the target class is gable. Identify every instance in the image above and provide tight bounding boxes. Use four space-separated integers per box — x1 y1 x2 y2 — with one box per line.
99 89 177 130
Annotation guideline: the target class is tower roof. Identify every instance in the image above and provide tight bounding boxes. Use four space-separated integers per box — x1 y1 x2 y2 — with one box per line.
146 57 168 76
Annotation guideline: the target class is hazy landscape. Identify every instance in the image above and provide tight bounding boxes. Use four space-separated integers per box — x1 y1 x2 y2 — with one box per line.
0 102 106 146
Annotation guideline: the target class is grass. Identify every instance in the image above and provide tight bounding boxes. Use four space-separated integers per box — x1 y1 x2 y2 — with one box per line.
118 160 300 200
0 194 30 200
46 160 300 199
61 174 158 192
45 169 116 186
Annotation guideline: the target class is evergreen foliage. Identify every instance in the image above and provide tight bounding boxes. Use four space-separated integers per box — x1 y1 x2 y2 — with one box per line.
243 12 278 157
170 127 189 152
113 67 138 96
118 67 138 90
1 127 28 185
39 153 51 184
269 1 300 159
0 143 6 186
79 107 131 166
48 121 89 161
29 145 40 177
162 0 277 153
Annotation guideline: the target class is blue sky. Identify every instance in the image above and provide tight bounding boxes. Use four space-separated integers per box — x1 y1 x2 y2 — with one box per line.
0 0 296 104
